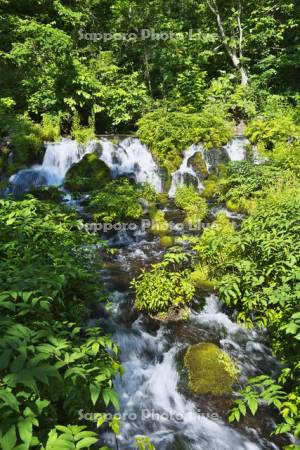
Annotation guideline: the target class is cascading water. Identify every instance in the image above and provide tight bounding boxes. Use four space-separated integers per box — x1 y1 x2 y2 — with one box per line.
168 144 205 198
224 137 248 161
98 207 283 450
168 137 251 198
99 137 162 193
9 138 96 194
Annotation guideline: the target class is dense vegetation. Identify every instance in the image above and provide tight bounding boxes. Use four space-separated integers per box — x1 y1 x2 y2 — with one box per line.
0 199 121 449
1 0 300 448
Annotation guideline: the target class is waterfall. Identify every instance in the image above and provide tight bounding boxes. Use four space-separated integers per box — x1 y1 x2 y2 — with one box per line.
224 137 248 161
9 138 96 194
168 144 205 198
99 137 162 192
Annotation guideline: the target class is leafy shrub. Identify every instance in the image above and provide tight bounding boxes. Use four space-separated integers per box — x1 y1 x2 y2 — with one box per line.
71 112 95 143
149 208 170 236
246 116 300 153
0 199 121 449
40 114 61 142
88 178 144 223
137 105 234 173
132 259 195 314
175 185 208 226
220 161 282 213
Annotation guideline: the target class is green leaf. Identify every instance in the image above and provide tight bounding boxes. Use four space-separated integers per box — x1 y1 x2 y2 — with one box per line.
0 425 17 450
248 398 258 415
76 437 98 449
89 383 101 406
18 417 33 446
0 389 20 412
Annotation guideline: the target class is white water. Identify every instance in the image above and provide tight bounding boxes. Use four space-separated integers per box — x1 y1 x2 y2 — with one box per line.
225 137 248 161
100 137 162 192
9 138 96 194
168 137 251 198
99 218 281 450
168 144 205 198
103 288 278 450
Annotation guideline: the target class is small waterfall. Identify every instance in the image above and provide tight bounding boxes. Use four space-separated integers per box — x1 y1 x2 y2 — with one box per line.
224 137 248 161
168 144 205 198
100 137 162 192
9 138 96 194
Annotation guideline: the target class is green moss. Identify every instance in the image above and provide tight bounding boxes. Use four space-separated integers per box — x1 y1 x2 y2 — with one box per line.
190 151 209 178
157 192 169 204
160 235 174 248
149 209 170 236
175 185 208 226
226 198 257 214
184 343 239 395
64 152 111 193
190 265 215 291
151 305 190 323
202 179 219 199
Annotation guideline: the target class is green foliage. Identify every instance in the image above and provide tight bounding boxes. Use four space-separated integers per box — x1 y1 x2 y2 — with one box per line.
175 185 208 226
71 112 95 143
88 178 144 223
0 112 44 174
187 177 300 442
137 105 234 173
220 161 282 213
246 116 300 153
132 254 195 314
149 208 170 236
45 425 99 450
229 375 300 441
135 436 155 450
0 199 121 449
40 114 61 142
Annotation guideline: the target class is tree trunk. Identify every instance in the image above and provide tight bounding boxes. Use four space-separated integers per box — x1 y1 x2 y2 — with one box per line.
240 66 248 86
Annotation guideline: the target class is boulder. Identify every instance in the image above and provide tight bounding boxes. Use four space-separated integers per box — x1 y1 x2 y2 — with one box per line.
64 152 111 192
184 342 239 395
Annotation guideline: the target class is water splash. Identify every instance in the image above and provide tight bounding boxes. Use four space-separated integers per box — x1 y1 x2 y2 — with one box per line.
168 144 205 198
100 137 162 192
224 137 248 161
9 138 96 194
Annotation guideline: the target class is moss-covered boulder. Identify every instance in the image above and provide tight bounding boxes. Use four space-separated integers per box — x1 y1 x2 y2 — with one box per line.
64 152 111 192
184 343 239 395
150 305 190 323
159 235 174 248
201 176 219 199
149 208 170 236
28 186 64 203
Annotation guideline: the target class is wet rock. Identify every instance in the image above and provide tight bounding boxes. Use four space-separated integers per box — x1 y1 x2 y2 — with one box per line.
64 151 111 192
150 306 190 323
184 342 239 395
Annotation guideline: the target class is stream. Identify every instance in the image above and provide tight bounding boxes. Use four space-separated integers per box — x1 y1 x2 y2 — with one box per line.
8 137 287 450
96 203 282 450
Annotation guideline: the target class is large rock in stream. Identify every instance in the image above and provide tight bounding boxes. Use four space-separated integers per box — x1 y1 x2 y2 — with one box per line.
184 342 239 395
64 151 111 192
